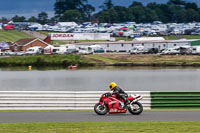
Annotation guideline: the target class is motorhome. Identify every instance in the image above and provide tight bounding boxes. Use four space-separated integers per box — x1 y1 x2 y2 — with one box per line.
25 46 43 55
52 46 67 54
78 46 92 55
161 47 180 55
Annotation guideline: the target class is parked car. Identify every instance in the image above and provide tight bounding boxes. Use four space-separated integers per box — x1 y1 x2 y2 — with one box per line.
15 51 25 56
64 48 79 54
143 48 159 54
4 51 16 56
94 49 105 53
78 47 92 55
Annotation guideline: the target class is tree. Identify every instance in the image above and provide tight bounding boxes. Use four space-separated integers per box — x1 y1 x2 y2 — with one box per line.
185 2 198 11
28 16 38 22
129 1 143 7
145 9 159 22
128 6 146 23
99 0 113 10
38 12 48 24
0 17 9 24
167 0 186 6
186 9 199 22
12 15 26 22
112 6 128 23
54 0 94 21
83 4 95 21
60 10 83 23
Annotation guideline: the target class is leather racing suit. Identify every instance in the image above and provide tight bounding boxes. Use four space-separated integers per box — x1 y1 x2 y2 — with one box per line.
112 86 130 105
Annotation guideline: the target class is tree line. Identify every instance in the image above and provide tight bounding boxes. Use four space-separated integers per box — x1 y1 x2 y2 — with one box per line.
1 0 200 24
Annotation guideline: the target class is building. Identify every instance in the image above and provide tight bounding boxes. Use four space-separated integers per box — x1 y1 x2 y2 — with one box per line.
10 38 49 52
75 38 197 52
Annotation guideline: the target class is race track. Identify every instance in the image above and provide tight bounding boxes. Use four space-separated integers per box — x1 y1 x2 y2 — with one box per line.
0 111 199 123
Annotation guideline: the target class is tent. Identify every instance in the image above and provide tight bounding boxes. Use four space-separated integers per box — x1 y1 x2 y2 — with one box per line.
0 41 9 50
3 24 15 30
120 27 129 31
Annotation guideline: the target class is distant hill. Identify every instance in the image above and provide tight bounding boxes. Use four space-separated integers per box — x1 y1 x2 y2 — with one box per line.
0 30 32 42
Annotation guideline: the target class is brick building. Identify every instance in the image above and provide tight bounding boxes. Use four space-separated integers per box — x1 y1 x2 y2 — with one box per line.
10 38 49 52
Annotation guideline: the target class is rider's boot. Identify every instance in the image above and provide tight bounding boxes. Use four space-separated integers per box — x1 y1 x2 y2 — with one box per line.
125 99 130 105
123 99 130 109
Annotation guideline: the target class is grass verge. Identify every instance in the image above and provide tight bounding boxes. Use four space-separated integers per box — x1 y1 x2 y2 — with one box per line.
0 55 95 67
0 121 199 133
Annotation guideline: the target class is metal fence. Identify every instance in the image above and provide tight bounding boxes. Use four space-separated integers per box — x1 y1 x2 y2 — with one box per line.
0 91 151 110
151 92 200 109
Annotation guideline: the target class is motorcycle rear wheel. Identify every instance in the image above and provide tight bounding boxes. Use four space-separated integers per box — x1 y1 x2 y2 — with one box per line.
128 101 143 115
94 103 108 115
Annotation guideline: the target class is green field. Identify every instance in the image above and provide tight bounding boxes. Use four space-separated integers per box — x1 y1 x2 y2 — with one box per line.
0 30 32 42
0 121 199 133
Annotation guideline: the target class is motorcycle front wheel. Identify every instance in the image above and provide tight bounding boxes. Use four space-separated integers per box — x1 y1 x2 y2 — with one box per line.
94 103 108 115
128 101 143 115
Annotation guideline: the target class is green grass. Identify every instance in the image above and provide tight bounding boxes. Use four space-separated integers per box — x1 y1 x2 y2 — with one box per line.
0 30 32 42
163 35 200 40
115 37 133 41
0 122 199 133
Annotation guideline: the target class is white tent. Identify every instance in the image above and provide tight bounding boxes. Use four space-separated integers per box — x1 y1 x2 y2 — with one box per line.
56 22 78 28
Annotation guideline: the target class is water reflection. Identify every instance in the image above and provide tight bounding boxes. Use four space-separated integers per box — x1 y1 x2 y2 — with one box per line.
0 66 200 91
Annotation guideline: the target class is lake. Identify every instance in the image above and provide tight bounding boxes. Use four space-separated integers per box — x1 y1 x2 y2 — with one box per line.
0 67 200 91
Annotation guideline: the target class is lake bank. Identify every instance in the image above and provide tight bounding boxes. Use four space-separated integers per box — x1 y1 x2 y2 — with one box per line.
1 54 200 67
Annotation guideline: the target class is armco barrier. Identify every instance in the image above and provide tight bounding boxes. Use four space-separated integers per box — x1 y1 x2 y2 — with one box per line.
0 91 151 110
151 92 200 109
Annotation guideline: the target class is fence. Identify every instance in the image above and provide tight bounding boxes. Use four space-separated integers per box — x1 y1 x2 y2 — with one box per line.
1 91 199 110
151 92 200 109
0 91 151 110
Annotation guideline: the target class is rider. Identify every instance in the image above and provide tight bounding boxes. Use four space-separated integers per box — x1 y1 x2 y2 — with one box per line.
109 82 130 105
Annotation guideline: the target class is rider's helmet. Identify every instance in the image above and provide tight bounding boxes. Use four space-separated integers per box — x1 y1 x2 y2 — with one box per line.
109 82 117 90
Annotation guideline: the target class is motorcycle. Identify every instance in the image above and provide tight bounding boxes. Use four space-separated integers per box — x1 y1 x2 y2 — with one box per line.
94 92 143 115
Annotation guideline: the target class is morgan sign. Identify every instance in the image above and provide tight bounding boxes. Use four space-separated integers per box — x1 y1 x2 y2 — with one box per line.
50 33 111 40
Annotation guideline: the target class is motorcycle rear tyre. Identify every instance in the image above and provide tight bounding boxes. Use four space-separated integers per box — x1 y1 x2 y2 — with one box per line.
94 103 108 115
128 101 143 115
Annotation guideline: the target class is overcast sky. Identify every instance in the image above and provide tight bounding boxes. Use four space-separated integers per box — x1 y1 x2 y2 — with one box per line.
0 0 199 18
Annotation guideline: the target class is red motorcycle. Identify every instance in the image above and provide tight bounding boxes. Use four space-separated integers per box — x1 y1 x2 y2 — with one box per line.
94 92 143 115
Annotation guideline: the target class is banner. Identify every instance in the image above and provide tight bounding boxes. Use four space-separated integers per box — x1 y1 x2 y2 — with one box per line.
50 33 111 41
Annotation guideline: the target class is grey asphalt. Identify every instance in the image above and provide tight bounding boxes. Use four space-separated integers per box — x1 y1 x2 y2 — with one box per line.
0 111 199 123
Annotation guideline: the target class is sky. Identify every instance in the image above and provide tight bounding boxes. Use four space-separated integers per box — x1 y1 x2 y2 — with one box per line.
0 0 199 19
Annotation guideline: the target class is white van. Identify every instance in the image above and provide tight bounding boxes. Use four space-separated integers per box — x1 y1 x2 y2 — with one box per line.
191 46 200 55
161 47 180 55
25 46 43 55
130 46 145 54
